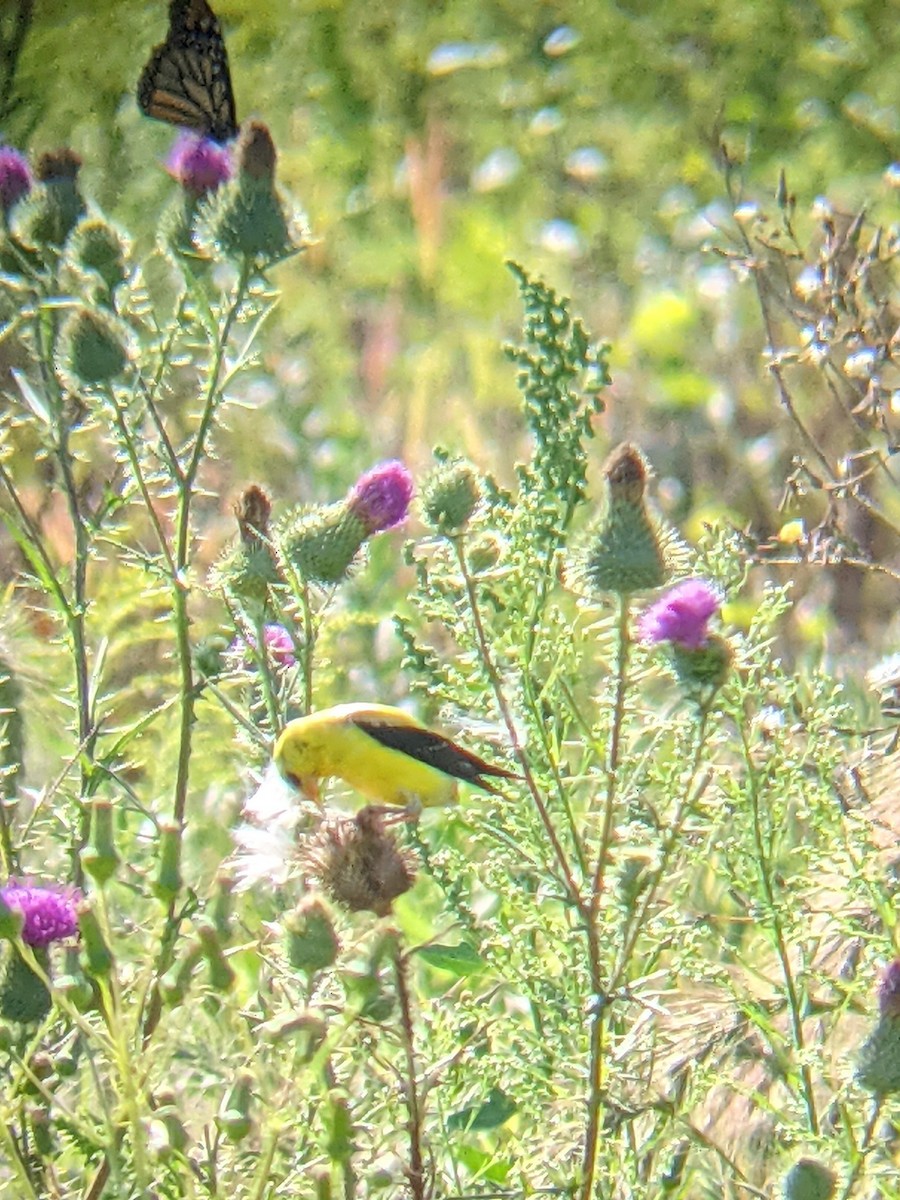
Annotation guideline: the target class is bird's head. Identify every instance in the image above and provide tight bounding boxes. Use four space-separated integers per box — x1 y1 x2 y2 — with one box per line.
273 723 321 803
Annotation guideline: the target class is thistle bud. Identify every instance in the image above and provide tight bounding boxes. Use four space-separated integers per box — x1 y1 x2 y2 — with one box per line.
236 484 272 542
285 897 339 975
199 121 306 266
56 307 131 390
216 1070 254 1142
65 217 129 300
323 1091 355 1164
210 484 280 608
208 871 235 940
781 1158 836 1200
78 904 113 980
668 635 732 695
80 797 120 884
193 634 230 679
159 943 202 1007
278 504 367 586
196 918 235 993
54 945 94 1013
149 1102 189 1159
154 820 183 903
576 443 667 596
211 541 280 608
12 148 85 250
28 1105 55 1158
857 960 900 1095
0 946 51 1024
421 456 480 534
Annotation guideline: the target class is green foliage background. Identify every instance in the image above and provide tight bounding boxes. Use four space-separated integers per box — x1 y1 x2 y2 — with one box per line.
6 0 899 592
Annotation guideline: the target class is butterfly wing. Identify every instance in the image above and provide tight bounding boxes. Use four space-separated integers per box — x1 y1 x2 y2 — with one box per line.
138 0 238 143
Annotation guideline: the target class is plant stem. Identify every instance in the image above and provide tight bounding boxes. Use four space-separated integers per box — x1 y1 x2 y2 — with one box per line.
171 265 250 832
740 719 819 1135
393 940 426 1200
453 538 584 913
837 1098 882 1200
608 711 710 992
579 593 631 1200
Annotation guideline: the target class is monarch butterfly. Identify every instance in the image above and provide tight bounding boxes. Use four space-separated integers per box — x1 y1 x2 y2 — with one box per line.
138 0 238 143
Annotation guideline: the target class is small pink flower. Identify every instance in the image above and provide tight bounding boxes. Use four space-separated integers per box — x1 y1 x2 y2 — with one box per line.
232 623 296 670
638 579 720 649
0 146 31 215
0 883 80 947
262 624 296 668
166 133 232 197
348 460 414 535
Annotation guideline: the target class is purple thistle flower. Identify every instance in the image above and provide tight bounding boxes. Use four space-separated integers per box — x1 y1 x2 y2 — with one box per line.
0 883 80 947
232 623 297 670
263 624 296 668
879 959 900 1019
348 460 414 535
0 146 31 215
166 133 232 198
638 579 720 650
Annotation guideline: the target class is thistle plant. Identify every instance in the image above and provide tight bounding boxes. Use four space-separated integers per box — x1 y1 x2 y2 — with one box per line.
0 128 894 1200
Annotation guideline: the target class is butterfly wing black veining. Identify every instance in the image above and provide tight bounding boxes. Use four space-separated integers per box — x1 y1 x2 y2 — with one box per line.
137 0 238 143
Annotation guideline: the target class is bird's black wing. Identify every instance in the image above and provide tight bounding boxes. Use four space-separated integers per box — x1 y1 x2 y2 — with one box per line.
352 717 519 793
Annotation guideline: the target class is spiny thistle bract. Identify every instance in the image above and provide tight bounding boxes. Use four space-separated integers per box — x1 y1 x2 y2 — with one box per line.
781 1158 836 1200
284 896 340 974
56 306 131 390
277 461 413 586
0 655 24 800
278 503 369 586
12 148 85 252
210 484 281 610
64 216 130 301
856 959 900 1095
420 454 481 534
572 443 670 597
198 122 306 267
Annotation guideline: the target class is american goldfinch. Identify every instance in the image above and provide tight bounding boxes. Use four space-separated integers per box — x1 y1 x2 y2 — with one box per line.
273 702 519 810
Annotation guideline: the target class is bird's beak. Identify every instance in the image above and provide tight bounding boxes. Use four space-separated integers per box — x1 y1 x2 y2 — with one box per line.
282 770 321 804
297 776 321 804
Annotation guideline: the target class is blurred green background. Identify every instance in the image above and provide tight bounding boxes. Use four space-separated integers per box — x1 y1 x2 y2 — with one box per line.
3 0 899 658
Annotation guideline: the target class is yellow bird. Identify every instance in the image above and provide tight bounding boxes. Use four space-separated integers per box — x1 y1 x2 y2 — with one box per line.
273 702 519 810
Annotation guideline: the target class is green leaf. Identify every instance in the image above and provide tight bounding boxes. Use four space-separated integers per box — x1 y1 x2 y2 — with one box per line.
416 942 485 977
447 1086 517 1132
452 1143 513 1183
